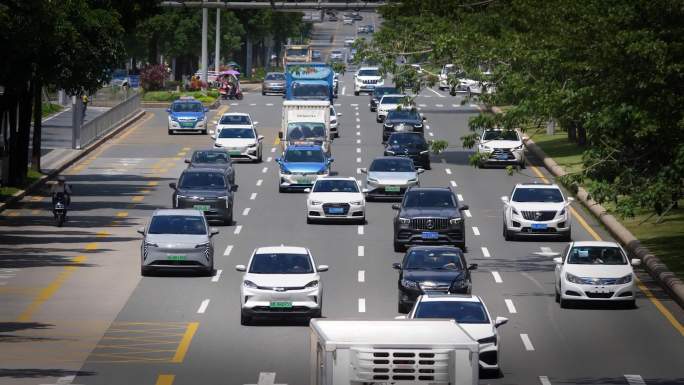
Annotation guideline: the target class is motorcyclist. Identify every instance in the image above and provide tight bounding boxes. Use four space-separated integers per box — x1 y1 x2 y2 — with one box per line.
50 176 72 208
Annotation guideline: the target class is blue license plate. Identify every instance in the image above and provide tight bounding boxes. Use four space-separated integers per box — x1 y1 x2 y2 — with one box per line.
531 223 548 230
421 231 439 239
497 154 509 160
328 207 344 214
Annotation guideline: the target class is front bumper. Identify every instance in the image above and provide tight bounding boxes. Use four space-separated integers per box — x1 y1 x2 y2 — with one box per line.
169 119 206 131
330 121 339 134
308 202 365 220
215 144 260 161
478 343 499 370
142 246 212 269
365 182 416 199
241 286 321 315
560 280 636 301
279 173 326 189
479 148 524 164
176 198 232 220
394 225 465 246
263 84 285 94
505 213 571 236
355 83 380 92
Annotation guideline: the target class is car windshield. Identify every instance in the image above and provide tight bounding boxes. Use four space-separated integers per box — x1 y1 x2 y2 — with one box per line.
292 83 329 99
191 151 230 164
567 246 627 265
287 123 326 141
369 158 414 172
284 149 325 163
388 133 426 146
331 50 343 55
220 115 251 125
358 69 379 76
512 187 564 203
387 109 420 120
381 96 404 104
313 180 359 193
218 128 255 139
265 73 284 80
249 253 314 274
286 48 308 56
414 301 489 324
483 130 519 141
172 102 203 112
178 172 226 190
148 215 206 235
404 190 455 208
405 249 463 270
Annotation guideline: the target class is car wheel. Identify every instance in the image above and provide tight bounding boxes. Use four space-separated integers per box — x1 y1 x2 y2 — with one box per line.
561 231 572 242
306 216 313 224
204 264 214 277
398 302 411 314
262 91 266 96
559 297 570 309
370 107 376 112
201 129 207 135
224 212 233 226
357 216 366 225
424 162 431 170
168 129 174 135
519 160 526 169
376 117 382 123
354 91 359 96
256 149 263 163
141 266 152 277
311 308 322 318
555 286 560 303
503 222 512 241
240 311 251 326
393 241 404 253
279 186 285 193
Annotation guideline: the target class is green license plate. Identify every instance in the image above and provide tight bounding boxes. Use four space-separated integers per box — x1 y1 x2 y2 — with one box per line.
296 177 311 184
180 122 195 128
269 301 293 308
228 150 241 156
193 205 210 211
167 255 186 261
385 186 401 192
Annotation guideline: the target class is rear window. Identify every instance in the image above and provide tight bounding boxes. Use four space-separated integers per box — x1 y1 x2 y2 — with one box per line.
381 96 403 104
387 133 426 146
148 215 206 235
265 73 284 80
191 151 231 164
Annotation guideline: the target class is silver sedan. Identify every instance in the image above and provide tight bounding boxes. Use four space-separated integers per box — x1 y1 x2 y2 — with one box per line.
361 157 423 200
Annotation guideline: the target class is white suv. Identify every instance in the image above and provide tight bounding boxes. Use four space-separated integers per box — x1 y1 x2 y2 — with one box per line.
476 129 525 168
501 183 573 241
354 67 384 95
235 246 328 325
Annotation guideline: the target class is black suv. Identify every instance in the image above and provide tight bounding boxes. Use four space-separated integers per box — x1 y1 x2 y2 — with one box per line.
392 187 468 252
384 132 431 169
392 246 477 313
170 168 238 225
382 108 425 142
370 86 398 112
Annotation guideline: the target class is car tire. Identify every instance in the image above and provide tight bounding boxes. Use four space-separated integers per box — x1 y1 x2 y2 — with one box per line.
503 222 512 241
168 129 174 135
560 231 571 242
424 162 431 170
201 129 207 135
370 107 376 112
393 241 404 253
306 216 313 224
256 149 263 163
240 311 251 326
279 186 285 193
354 91 359 96
398 302 411 314
262 91 266 96
311 308 322 318
357 216 366 225
204 264 214 277
559 297 571 309
224 212 233 226
376 117 382 123
555 286 560 303
141 266 152 277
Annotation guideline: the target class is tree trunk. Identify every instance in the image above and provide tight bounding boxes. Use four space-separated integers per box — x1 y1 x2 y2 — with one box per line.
567 121 577 142
31 78 42 172
577 124 587 146
15 82 33 183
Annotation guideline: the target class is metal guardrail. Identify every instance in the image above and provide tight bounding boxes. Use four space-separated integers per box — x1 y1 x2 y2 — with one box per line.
78 91 140 149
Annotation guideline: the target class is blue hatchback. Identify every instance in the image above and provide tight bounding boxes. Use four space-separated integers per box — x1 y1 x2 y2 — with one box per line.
167 97 209 135
276 145 333 192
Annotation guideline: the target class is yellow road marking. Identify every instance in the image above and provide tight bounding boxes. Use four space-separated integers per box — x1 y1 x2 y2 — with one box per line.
171 322 198 363
115 112 152 142
181 147 191 151
529 164 684 334
147 181 158 187
132 195 144 202
16 255 87 322
31 196 43 202
173 157 181 161
155 375 175 385
85 242 99 251
97 231 110 238
7 211 19 217
140 189 151 194
176 152 186 156
116 211 129 217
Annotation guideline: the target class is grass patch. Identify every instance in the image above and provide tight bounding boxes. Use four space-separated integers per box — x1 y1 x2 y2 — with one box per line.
142 91 217 104
529 131 585 174
41 103 63 118
0 169 43 203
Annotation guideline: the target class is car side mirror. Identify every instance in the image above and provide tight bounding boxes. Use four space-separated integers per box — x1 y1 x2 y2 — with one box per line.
231 185 238 192
416 168 425 174
392 262 402 270
360 168 367 174
317 265 329 272
631 259 641 266
391 203 401 210
166 108 171 113
553 257 563 264
204 107 209 112
278 132 283 139
169 182 177 190
303 188 311 193
254 121 259 126
257 135 264 141
566 197 575 204
235 264 246 272
459 204 469 211
137 226 145 235
328 158 334 163
468 263 478 270
184 159 191 164
362 188 369 193
494 317 508 328
210 228 219 236
422 116 427 121
500 196 509 204
211 135 217 140
394 315 407 320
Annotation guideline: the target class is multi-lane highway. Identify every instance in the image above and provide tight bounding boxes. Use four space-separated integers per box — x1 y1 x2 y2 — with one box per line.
1 12 684 385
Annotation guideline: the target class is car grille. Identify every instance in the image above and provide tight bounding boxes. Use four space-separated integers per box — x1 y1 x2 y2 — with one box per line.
150 260 204 266
586 292 614 299
410 218 449 230
323 203 350 216
255 285 307 291
351 348 451 382
251 306 312 312
521 210 556 221
418 283 450 292
489 148 515 160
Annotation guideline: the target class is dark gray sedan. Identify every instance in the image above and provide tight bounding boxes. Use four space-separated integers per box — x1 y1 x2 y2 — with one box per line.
262 72 285 95
170 168 238 225
185 149 235 185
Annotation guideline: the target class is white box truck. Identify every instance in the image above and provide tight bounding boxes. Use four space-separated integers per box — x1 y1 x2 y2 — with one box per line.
280 100 331 154
309 319 479 385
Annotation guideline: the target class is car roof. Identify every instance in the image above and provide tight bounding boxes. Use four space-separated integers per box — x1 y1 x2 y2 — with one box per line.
152 209 203 217
570 241 622 248
181 167 227 174
381 94 406 99
514 182 560 189
286 145 323 151
315 176 357 182
418 293 482 303
358 66 379 71
221 112 251 117
407 187 452 193
254 246 309 254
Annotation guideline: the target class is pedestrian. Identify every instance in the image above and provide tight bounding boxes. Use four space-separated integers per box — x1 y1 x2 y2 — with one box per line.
81 94 89 120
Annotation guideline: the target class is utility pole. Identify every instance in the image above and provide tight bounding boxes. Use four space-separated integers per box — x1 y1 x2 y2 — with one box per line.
215 1 221 74
201 1 208 86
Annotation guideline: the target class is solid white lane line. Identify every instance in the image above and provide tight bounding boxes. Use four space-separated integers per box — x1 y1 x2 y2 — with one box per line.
541 246 553 254
266 103 274 106
464 209 472 218
356 139 361 144
223 245 234 256
624 375 646 385
351 103 358 107
358 225 364 235
539 376 552 385
436 104 444 108
427 87 445 97
261 167 268 173
270 147 276 153
341 86 346 95
356 148 362 153
520 334 535 351
492 271 503 283
358 298 366 312
234 225 242 235
457 194 464 201
450 180 457 187
472 226 480 236
445 168 452 175
356 157 362 163
197 299 210 314
266 157 272 162
212 269 223 282
256 179 263 186
358 270 365 282
249 103 256 106
358 245 365 257
250 192 257 200
356 168 362 174
242 208 251 216
481 247 491 258
505 299 517 314
428 132 434 137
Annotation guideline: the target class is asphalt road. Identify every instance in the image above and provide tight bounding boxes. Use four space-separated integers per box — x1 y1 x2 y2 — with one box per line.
1 11 684 385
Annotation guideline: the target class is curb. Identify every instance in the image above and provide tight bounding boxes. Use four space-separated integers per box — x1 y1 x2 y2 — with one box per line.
488 106 684 309
0 109 146 214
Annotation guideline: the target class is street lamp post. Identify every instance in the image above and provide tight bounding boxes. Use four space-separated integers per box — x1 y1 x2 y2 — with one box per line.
201 2 208 86
215 2 221 74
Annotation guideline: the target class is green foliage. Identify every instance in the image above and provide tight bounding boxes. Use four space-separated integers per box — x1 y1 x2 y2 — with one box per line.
41 103 63 118
142 91 216 105
429 140 449 154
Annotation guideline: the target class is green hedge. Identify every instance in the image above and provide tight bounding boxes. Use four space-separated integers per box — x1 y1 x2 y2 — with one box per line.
142 91 217 104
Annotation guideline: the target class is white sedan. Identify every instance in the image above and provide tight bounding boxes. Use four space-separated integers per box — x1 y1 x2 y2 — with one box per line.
212 113 263 162
376 94 409 123
554 241 641 308
305 177 366 224
236 246 328 325
400 293 508 372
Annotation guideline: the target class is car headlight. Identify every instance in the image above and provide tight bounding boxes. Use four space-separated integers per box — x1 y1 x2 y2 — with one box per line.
194 241 210 248
565 273 585 284
350 200 363 206
243 280 257 288
309 200 322 206
558 208 566 217
170 116 178 122
216 195 229 200
280 168 291 175
407 178 418 184
144 241 159 247
414 123 423 128
399 217 410 224
384 123 394 128
305 280 319 289
480 145 491 151
248 143 257 148
511 207 520 216
385 150 395 155
317 169 328 175
401 279 418 289
367 177 379 184
478 335 497 346
450 217 462 224
616 274 633 284
420 150 429 154
514 144 523 150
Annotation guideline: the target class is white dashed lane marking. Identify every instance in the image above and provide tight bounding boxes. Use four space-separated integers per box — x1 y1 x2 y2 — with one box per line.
197 299 210 314
520 334 535 351
250 193 257 200
266 157 272 162
261 167 268 173
211 269 222 282
356 168 362 174
356 157 362 163
234 225 242 235
242 208 251 216
256 179 263 186
358 245 365 257
472 226 480 236
457 194 464 201
428 132 434 137
481 247 491 258
356 139 361 144
358 270 365 282
624 375 646 385
464 209 472 218
358 225 364 235
450 180 457 187
445 168 452 175
505 299 517 314
358 298 366 313
492 271 503 283
356 148 361 153
223 245 233 256
539 376 552 385
270 147 276 153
